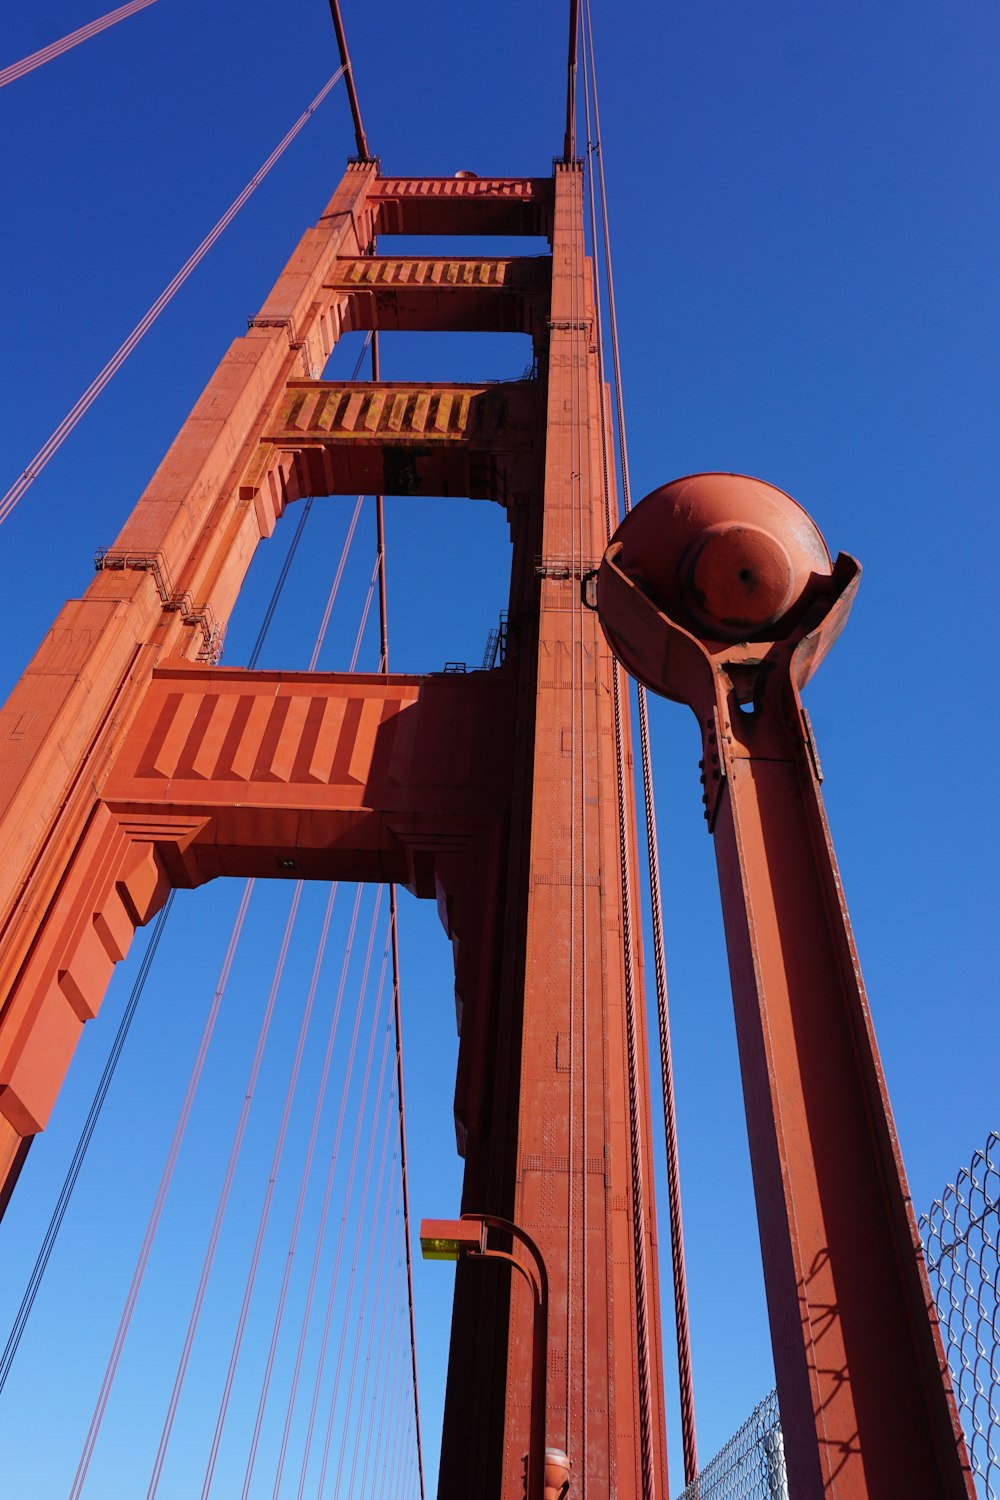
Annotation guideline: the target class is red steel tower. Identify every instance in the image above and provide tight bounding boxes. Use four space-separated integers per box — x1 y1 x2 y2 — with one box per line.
0 160 666 1496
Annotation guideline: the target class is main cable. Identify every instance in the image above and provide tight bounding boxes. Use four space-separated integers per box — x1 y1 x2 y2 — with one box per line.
1 449 325 1403
372 322 427 1500
0 0 159 90
0 66 346 526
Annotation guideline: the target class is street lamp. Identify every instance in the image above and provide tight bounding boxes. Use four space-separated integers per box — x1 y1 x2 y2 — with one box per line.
419 1213 564 1499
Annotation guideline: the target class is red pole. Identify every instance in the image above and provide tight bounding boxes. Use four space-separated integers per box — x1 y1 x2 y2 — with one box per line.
596 472 975 1500
327 0 370 158
563 0 580 159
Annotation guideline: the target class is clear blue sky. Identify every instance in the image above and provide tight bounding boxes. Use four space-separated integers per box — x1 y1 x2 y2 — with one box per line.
0 2 997 1495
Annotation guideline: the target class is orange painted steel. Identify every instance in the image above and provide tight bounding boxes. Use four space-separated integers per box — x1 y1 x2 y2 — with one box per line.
0 163 666 1495
597 473 975 1499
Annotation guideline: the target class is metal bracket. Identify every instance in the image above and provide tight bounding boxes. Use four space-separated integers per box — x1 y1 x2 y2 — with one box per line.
247 313 297 340
698 705 731 832
535 555 600 581
801 707 824 783
580 568 599 610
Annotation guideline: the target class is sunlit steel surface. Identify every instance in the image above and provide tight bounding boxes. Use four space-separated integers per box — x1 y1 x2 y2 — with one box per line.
597 472 974 1498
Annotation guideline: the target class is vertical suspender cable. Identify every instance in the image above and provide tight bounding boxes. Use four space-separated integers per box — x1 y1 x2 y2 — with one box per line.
372 324 427 1500
314 986 394 1497
192 524 381 1495
341 1150 400 1495
371 1306 408 1500
68 882 255 1500
63 438 354 1488
197 471 379 1500
582 0 698 1482
144 883 304 1499
0 381 343 1396
198 885 336 1500
574 20 657 1494
0 892 173 1396
357 1233 405 1493
293 910 388 1500
235 882 340 1494
265 883 364 1500
323 1074 395 1496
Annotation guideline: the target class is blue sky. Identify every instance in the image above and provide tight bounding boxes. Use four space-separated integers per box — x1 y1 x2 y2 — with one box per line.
0 1 997 1495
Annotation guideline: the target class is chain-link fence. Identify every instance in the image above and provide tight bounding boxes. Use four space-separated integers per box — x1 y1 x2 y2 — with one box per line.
920 1129 1000 1500
676 1389 786 1500
677 1130 999 1500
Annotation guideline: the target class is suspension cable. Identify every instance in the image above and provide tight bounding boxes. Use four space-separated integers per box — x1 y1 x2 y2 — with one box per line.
583 0 698 1481
0 390 358 1396
0 0 159 90
49 440 349 1475
198 486 379 1484
0 891 172 1396
0 66 347 527
67 880 255 1500
357 1238 405 1493
371 1304 408 1500
143 882 304 1498
264 883 365 1499
309 969 394 1498
174 882 324 1500
192 506 378 1492
321 1063 396 1496
292 908 389 1500
572 26 656 1491
235 882 340 1498
341 1151 401 1495
372 323 427 1500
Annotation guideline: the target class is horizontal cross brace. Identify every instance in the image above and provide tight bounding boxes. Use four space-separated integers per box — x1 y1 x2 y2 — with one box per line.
241 379 542 528
370 177 553 238
327 256 550 337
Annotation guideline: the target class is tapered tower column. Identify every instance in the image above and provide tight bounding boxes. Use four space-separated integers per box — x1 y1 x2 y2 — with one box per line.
0 163 379 1193
440 161 667 1498
0 161 668 1496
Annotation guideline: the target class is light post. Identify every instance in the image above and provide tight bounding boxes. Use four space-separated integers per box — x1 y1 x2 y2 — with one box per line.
420 1213 557 1500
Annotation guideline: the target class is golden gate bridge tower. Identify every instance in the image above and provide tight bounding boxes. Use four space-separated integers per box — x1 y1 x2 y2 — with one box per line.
0 4 983 1498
